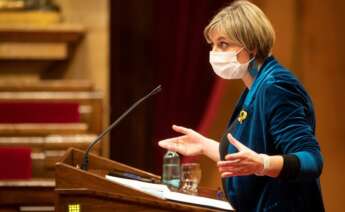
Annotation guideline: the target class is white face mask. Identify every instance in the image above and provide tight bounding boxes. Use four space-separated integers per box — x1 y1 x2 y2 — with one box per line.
209 48 253 80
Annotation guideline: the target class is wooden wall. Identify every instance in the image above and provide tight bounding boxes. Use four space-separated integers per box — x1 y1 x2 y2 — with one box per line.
298 1 345 211
54 0 110 156
260 1 345 211
201 1 345 211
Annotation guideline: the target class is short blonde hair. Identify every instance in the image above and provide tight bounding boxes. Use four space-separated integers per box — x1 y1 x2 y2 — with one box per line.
204 0 275 61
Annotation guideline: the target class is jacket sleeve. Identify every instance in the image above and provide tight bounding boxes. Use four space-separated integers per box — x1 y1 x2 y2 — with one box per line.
262 80 323 180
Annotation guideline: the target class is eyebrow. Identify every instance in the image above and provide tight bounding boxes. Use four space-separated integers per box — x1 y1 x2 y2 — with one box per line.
216 37 228 41
216 38 240 47
208 37 228 46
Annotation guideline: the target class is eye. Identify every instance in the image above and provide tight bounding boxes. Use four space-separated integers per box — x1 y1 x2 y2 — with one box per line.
218 41 229 50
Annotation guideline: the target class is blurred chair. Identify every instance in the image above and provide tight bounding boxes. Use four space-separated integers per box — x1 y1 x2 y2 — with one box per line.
0 80 103 178
0 79 103 211
0 147 31 180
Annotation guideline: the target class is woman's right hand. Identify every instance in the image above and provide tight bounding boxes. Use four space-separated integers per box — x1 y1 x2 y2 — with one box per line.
158 125 208 156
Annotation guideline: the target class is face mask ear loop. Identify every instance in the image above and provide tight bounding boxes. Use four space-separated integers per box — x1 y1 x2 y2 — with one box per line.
235 47 245 55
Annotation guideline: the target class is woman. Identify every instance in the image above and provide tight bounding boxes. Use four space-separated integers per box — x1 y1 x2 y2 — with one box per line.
158 0 324 211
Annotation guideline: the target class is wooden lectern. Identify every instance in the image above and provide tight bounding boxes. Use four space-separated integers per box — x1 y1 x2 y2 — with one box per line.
55 148 229 211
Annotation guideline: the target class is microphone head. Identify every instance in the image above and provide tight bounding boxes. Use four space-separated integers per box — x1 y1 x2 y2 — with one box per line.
151 84 162 95
155 85 162 92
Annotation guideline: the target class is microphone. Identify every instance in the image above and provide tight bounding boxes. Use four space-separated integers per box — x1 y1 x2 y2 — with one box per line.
81 85 162 170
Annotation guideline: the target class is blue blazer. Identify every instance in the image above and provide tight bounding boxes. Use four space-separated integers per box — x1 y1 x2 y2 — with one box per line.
219 57 324 211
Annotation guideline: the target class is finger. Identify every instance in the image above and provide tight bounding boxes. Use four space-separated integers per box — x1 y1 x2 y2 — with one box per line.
158 137 183 149
158 141 178 152
172 125 192 135
231 168 253 176
237 168 253 175
224 152 246 161
158 137 188 155
218 161 254 174
221 169 250 177
220 172 234 178
218 166 236 173
158 135 187 144
218 165 237 173
158 138 175 148
219 166 245 174
217 160 241 167
227 133 247 151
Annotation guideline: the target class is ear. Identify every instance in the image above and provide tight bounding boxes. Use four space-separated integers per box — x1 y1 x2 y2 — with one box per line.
249 48 257 58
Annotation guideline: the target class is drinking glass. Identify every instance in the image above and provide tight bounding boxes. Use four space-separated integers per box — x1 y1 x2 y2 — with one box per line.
180 163 201 195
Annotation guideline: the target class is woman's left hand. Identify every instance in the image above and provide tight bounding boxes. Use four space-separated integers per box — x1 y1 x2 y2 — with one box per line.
217 133 265 177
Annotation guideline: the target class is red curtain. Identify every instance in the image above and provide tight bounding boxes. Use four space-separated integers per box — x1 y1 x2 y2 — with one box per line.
152 0 228 172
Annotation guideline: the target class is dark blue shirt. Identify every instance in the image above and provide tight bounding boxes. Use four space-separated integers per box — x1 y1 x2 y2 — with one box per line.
219 56 324 211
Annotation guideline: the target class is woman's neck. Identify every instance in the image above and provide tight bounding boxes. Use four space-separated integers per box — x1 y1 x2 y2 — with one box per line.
242 62 262 89
242 72 254 89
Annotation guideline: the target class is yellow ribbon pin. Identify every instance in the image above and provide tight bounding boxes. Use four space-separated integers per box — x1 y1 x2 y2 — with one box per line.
238 110 248 124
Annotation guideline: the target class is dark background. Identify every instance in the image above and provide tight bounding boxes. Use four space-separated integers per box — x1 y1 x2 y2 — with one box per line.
109 0 228 174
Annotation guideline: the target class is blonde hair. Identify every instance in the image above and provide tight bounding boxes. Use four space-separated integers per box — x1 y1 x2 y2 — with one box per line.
204 0 275 61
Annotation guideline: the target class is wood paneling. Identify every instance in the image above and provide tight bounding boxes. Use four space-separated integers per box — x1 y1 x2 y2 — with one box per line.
0 123 87 136
0 179 55 210
0 24 84 42
297 1 345 211
253 1 345 211
0 42 67 60
55 0 110 156
0 79 93 91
